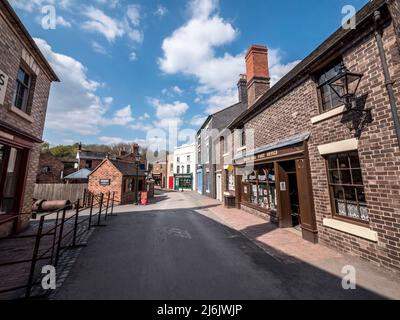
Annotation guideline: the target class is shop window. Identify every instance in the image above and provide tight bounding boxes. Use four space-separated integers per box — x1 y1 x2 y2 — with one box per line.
327 151 368 222
243 164 277 210
13 67 33 114
0 145 23 214
316 60 344 112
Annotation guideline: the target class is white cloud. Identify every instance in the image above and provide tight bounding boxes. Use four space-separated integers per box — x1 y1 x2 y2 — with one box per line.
126 4 141 27
82 6 125 42
99 136 126 145
172 86 184 95
56 16 72 28
148 98 189 130
154 5 168 17
95 0 120 9
109 105 134 125
129 52 137 61
92 41 109 56
159 0 299 115
10 0 71 11
190 115 207 127
34 38 133 135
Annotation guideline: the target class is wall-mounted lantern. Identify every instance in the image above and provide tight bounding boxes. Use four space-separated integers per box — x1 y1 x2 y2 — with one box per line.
328 63 363 109
328 63 372 137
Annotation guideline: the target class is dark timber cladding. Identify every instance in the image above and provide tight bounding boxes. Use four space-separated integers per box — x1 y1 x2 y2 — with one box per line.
229 0 400 274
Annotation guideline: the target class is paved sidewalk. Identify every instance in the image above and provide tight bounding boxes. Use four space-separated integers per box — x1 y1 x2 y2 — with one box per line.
187 191 400 299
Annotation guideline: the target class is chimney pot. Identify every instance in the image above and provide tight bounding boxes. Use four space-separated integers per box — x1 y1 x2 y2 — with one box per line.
245 45 270 108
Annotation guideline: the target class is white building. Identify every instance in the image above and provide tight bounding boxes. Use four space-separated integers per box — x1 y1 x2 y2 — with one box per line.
173 143 196 191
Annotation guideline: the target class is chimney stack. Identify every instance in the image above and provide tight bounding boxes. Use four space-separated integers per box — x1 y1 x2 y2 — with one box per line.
245 45 270 108
237 74 248 103
131 143 139 156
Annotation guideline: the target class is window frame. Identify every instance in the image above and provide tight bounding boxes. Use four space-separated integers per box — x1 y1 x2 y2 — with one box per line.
315 59 345 113
13 66 33 114
325 151 369 226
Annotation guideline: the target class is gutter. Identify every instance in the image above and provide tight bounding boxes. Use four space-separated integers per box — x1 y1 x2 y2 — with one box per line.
374 9 400 149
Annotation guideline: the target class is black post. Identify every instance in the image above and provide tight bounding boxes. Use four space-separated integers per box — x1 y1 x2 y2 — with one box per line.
97 193 104 226
72 199 80 247
50 210 60 265
26 216 45 298
88 194 94 230
135 161 139 205
110 192 115 216
104 192 110 220
55 208 67 267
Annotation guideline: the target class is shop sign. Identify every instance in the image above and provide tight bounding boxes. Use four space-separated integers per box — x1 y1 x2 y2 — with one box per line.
0 69 9 106
280 182 287 191
99 179 111 186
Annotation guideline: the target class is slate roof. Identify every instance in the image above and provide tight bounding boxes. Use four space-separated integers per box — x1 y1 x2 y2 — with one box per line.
79 151 112 160
64 168 91 180
109 160 138 176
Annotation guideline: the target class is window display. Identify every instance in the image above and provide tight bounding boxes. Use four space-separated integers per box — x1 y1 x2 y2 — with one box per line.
243 164 277 210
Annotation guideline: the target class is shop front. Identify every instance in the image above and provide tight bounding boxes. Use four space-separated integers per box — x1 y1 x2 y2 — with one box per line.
174 174 193 191
235 133 318 243
0 123 38 233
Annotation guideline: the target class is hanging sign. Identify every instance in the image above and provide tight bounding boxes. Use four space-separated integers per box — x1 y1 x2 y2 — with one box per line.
0 69 9 106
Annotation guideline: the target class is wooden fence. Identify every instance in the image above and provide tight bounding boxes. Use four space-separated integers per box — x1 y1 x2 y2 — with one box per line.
33 184 87 202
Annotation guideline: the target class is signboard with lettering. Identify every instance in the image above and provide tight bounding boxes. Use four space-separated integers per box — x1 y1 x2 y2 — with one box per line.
0 69 9 106
99 179 111 186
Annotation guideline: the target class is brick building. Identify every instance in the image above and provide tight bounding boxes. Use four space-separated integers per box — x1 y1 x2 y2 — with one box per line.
36 152 64 184
227 0 400 273
0 0 59 236
88 159 146 205
196 75 248 200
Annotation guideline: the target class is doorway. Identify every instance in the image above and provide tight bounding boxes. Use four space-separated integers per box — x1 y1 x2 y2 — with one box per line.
216 173 222 201
0 144 24 215
278 160 301 229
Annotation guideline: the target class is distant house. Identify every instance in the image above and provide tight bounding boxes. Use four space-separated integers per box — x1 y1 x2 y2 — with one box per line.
88 159 146 205
36 152 64 184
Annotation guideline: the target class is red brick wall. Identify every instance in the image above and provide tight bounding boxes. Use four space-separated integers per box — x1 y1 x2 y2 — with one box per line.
0 7 53 234
36 152 64 184
241 20 400 272
88 161 123 205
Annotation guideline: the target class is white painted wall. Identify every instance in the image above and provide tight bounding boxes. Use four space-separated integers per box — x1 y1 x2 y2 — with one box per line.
173 143 196 189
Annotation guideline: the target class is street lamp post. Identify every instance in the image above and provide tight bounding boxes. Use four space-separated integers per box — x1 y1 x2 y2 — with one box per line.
135 154 141 205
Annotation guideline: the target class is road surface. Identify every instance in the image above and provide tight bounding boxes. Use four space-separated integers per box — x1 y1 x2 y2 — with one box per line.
53 190 383 300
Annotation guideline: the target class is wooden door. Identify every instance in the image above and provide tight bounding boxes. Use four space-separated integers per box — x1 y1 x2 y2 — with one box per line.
277 162 292 228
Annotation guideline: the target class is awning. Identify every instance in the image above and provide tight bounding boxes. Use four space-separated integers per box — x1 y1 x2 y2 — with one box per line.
234 131 311 161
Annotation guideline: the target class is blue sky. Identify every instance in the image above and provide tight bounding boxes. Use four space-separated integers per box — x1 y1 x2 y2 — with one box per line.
10 0 368 148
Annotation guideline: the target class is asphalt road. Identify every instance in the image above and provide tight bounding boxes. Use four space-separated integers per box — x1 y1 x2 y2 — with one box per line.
53 191 383 300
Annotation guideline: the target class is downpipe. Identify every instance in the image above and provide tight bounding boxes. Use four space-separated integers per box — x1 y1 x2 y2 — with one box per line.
374 10 400 149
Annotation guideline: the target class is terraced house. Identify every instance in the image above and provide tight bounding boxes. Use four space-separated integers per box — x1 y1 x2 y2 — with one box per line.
0 0 59 236
229 0 400 273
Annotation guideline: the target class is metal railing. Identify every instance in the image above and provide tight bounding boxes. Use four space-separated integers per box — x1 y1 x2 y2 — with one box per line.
0 190 116 299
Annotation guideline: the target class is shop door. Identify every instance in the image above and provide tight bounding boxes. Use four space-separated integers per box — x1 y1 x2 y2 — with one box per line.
169 176 174 189
277 161 300 228
216 174 222 201
0 145 24 215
